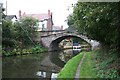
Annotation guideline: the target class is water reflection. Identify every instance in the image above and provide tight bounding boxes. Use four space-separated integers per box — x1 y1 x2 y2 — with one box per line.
37 71 46 78
36 71 58 79
49 51 65 68
2 49 81 78
59 49 81 63
49 49 81 66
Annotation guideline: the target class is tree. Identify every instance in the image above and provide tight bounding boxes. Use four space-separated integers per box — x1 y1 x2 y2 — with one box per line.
67 2 120 52
2 16 39 51
14 16 39 47
2 19 16 50
67 14 75 27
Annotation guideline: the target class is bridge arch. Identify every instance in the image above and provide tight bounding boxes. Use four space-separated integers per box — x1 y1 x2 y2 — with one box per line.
49 34 91 51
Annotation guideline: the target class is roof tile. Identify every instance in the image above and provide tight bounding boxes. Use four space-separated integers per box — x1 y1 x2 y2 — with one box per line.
22 14 49 21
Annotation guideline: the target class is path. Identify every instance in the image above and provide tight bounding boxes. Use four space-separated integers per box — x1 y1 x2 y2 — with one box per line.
74 53 86 79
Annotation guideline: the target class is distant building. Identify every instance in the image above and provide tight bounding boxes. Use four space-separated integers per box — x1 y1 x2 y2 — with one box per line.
5 15 17 22
52 25 63 30
18 10 53 31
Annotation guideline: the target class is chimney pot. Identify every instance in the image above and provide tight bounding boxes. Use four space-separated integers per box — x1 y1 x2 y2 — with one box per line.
19 10 22 18
48 9 50 17
61 25 63 30
23 12 26 15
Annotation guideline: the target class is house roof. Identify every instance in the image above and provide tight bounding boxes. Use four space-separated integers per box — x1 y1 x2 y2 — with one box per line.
22 14 49 21
6 15 17 20
19 10 54 25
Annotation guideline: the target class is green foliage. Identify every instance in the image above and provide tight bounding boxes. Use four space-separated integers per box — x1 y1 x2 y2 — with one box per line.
94 50 120 78
97 69 119 78
32 45 47 54
2 45 47 57
2 19 16 49
67 2 120 52
14 16 39 46
2 16 39 50
2 16 47 56
67 14 75 27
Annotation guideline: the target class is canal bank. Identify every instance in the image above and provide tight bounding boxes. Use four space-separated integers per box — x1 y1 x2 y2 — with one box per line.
57 51 98 79
2 45 48 57
57 50 120 79
57 52 84 78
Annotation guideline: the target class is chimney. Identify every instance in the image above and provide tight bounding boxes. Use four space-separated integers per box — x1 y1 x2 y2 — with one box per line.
48 9 50 17
51 12 53 17
61 25 63 30
47 9 52 31
23 12 26 15
18 10 22 19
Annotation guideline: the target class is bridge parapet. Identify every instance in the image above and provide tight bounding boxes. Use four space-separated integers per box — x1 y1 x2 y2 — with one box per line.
40 30 65 37
40 32 99 51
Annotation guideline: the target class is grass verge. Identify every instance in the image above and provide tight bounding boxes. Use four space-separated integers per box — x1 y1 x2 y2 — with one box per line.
80 52 97 78
57 52 84 79
57 49 120 79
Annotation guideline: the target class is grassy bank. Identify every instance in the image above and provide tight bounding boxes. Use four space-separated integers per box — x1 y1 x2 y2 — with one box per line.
94 50 120 78
57 49 120 79
2 45 48 57
80 50 120 78
80 52 97 78
57 52 84 79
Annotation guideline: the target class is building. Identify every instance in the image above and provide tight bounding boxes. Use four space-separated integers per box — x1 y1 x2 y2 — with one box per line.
52 25 63 30
5 15 17 22
18 10 53 31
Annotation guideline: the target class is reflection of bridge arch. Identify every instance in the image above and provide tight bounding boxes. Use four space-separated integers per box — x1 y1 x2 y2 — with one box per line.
41 32 99 51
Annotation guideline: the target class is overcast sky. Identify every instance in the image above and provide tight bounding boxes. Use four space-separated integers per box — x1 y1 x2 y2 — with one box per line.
1 0 77 29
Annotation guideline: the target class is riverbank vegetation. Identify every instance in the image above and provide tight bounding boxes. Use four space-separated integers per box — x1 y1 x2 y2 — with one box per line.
66 1 120 78
94 49 120 78
57 52 84 79
80 50 120 78
2 45 47 57
2 11 47 57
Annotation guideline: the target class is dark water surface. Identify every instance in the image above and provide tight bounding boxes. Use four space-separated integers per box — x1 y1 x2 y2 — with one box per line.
2 49 81 79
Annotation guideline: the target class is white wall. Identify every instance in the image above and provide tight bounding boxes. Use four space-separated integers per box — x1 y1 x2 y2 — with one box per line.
12 17 17 22
38 20 47 31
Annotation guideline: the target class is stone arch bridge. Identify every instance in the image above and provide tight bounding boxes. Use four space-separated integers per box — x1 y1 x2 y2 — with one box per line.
34 30 99 51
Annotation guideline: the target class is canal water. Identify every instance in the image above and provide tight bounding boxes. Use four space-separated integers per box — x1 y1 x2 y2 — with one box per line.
2 49 81 79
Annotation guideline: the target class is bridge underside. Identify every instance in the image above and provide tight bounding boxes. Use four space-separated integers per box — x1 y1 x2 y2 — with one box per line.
49 36 88 51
